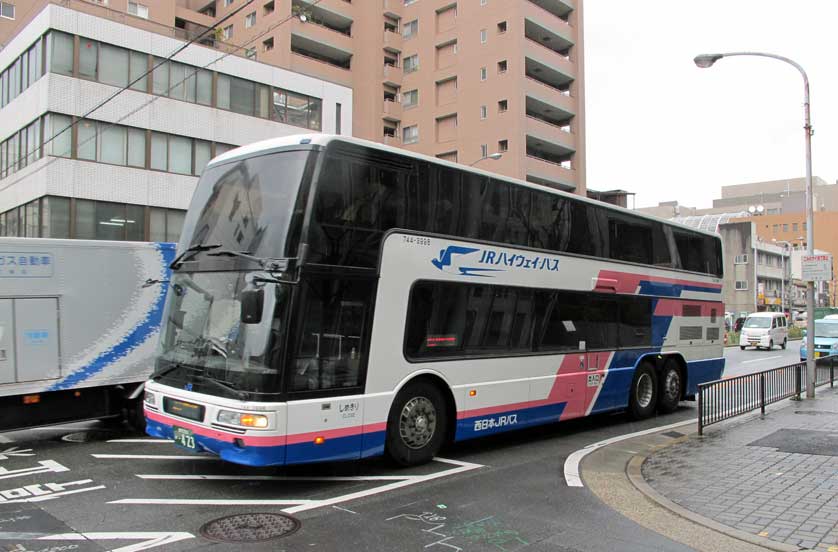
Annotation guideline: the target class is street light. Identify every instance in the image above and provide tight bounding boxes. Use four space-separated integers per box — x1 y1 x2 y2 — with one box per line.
694 51 816 398
469 153 503 166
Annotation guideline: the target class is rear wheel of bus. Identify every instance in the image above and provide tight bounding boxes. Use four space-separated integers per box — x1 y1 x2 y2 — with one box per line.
628 362 658 419
385 381 448 467
657 359 682 414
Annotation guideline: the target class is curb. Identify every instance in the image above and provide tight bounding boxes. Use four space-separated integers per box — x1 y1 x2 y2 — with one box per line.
626 446 800 552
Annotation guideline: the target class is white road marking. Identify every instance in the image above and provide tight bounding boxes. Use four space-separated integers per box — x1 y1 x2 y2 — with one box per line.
742 355 782 364
332 505 358 514
92 454 215 461
113 457 483 513
0 531 194 552
107 439 173 444
137 474 410 482
110 498 316 506
0 435 12 444
282 457 484 515
563 419 696 488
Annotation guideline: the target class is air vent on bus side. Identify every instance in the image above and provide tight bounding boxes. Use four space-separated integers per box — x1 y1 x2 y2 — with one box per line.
680 326 703 341
706 327 720 341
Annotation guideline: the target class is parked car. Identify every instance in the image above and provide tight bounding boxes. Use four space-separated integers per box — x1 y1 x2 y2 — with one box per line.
800 318 838 361
739 312 788 350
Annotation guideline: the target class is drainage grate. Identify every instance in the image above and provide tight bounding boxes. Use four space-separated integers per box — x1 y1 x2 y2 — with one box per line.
662 431 684 439
199 513 300 543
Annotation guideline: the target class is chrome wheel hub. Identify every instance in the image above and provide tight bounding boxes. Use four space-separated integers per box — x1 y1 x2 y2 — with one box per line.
399 397 437 450
636 373 654 409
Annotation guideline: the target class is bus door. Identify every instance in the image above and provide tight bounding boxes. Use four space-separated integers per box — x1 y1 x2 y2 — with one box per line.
284 276 375 464
583 298 619 412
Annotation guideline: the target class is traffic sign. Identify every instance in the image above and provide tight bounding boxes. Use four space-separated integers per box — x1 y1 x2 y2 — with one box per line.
802 254 833 281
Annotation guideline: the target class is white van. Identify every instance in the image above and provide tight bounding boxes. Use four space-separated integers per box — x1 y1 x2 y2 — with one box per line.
739 312 788 350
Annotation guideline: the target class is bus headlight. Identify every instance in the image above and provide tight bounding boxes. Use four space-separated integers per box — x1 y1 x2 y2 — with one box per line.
143 391 156 406
217 410 269 428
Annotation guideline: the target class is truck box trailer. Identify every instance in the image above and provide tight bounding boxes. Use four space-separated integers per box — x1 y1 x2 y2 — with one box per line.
0 238 174 431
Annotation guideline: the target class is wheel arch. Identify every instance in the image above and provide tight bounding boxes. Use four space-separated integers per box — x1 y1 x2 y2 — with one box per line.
391 370 458 445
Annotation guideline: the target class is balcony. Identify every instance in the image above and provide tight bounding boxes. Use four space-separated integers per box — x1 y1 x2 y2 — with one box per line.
524 54 574 97
383 0 402 18
292 0 353 34
524 77 574 111
525 94 574 125
525 135 576 191
383 29 403 52
527 0 574 21
383 134 401 146
290 17 353 54
383 63 403 86
525 41 575 83
526 116 575 152
383 98 402 121
524 16 574 57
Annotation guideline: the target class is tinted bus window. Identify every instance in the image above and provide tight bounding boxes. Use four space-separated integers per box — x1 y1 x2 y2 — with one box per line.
673 230 706 274
539 292 588 352
608 213 652 265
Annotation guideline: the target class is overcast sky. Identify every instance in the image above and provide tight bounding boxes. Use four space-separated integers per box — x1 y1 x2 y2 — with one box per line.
583 0 837 209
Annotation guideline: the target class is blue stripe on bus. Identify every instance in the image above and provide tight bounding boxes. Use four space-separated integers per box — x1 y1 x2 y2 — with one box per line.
454 401 567 441
684 357 725 395
146 418 385 467
638 281 721 297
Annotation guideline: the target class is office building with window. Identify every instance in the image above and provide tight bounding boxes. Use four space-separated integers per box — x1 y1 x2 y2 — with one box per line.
0 1 351 240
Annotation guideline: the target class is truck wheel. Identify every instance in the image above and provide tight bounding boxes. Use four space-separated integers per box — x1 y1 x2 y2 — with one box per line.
628 362 658 420
781 338 787 350
768 340 774 351
658 360 682 414
740 346 746 350
385 381 447 467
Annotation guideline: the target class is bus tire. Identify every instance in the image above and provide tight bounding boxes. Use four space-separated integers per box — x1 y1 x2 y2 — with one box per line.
628 363 658 420
657 360 682 414
385 381 447 467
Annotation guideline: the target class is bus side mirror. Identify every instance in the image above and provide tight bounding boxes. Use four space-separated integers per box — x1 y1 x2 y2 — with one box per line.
240 287 264 324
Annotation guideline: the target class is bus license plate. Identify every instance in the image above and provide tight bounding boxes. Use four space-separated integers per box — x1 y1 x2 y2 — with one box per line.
173 427 196 451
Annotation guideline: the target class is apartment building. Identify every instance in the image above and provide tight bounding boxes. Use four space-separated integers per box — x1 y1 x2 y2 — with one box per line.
203 0 586 192
0 1 351 240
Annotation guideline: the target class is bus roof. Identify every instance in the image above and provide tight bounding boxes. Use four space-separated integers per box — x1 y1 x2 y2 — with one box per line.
208 134 720 240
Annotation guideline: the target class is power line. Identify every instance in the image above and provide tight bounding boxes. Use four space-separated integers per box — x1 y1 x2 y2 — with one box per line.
0 0 322 195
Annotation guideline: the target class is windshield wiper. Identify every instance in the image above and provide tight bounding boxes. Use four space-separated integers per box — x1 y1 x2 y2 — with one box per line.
207 250 296 275
169 243 222 270
152 362 191 380
194 375 249 401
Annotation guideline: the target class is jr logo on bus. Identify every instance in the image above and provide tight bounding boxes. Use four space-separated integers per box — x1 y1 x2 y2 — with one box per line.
432 245 559 277
473 414 518 431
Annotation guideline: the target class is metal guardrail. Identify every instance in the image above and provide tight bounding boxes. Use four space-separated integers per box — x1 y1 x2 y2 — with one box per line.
698 355 837 435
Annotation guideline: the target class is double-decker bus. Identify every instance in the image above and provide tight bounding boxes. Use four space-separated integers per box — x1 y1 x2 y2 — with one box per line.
143 135 724 467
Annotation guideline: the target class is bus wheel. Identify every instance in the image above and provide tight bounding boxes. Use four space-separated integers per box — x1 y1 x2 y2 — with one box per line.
628 363 658 420
385 381 447 467
657 360 682 414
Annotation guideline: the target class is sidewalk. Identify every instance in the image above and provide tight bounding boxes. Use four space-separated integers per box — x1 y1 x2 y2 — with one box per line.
643 387 838 551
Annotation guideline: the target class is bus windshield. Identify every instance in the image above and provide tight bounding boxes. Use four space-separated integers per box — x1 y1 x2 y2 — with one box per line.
176 149 313 269
155 271 289 396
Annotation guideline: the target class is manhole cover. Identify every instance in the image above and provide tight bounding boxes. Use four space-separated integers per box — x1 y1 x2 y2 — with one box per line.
199 513 300 543
662 430 684 439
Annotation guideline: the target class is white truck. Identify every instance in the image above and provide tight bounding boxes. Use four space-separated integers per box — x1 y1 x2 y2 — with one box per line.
0 237 174 431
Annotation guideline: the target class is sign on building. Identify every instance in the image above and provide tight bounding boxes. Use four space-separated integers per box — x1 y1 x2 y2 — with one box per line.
802 254 834 282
